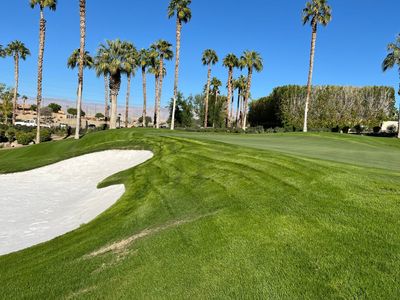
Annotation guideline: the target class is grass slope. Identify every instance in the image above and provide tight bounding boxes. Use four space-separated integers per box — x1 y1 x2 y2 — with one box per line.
0 129 399 299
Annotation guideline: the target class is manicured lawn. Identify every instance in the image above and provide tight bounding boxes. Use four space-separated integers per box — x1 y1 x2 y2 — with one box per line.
0 129 399 299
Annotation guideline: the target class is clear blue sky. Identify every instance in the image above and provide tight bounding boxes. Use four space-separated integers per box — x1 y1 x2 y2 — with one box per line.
0 0 399 108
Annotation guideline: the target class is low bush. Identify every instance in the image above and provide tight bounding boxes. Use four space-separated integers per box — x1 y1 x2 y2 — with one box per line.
16 132 35 145
40 129 52 143
5 128 17 143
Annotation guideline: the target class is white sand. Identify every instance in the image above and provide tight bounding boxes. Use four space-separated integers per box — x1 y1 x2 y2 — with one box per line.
0 150 153 256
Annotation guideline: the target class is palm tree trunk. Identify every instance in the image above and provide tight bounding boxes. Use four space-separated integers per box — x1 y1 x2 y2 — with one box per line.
104 74 109 123
75 0 86 140
156 57 164 129
242 69 252 130
397 103 400 139
125 74 131 128
171 18 182 131
204 64 211 128
230 91 234 125
142 67 147 127
303 22 317 133
226 68 233 127
154 74 159 127
35 9 46 144
12 55 19 125
109 73 120 129
236 87 241 127
23 97 26 115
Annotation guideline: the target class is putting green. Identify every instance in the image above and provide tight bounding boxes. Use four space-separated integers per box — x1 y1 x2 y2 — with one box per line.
0 129 399 299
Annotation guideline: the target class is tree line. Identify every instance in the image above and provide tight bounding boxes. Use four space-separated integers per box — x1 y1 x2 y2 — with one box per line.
2 0 400 141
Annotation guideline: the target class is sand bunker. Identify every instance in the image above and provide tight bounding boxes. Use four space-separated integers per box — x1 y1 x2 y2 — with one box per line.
0 150 153 256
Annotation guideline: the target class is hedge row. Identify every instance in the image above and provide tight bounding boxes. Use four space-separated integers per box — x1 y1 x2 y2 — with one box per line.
249 85 396 129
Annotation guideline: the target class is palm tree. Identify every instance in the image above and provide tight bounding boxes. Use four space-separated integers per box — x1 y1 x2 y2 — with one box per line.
382 34 400 139
223 53 239 127
168 0 192 131
210 77 222 128
138 49 151 127
240 51 263 130
148 55 167 127
22 95 28 115
122 41 137 128
233 75 247 127
94 50 110 124
95 39 130 129
71 0 87 139
151 40 173 129
30 0 57 144
5 41 31 125
202 49 218 128
0 45 5 76
302 0 332 133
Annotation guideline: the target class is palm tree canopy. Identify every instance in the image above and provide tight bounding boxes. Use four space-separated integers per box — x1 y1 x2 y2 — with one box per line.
121 41 138 76
0 45 5 58
210 77 222 92
202 49 218 66
30 0 57 10
234 75 248 92
168 0 192 23
95 39 131 77
302 0 332 27
5 41 31 60
240 51 263 72
138 49 151 70
382 35 400 72
223 53 239 69
151 40 174 61
67 49 94 69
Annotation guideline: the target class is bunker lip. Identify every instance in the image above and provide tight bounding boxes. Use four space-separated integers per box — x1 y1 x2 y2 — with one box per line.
0 150 153 256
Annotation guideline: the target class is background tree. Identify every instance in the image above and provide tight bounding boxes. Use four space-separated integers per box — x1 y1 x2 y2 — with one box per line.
138 49 151 127
94 50 110 124
168 0 192 130
67 49 94 69
48 102 61 113
0 90 13 124
95 112 104 119
210 77 222 128
151 40 173 128
67 107 85 117
148 55 166 127
122 41 138 128
240 51 263 130
22 95 29 115
5 41 30 125
223 53 239 127
233 75 247 127
30 0 57 143
168 92 193 128
202 49 218 128
382 34 400 138
95 40 130 129
302 0 332 132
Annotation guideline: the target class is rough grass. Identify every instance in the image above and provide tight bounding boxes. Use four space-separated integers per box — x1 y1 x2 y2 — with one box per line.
0 129 399 299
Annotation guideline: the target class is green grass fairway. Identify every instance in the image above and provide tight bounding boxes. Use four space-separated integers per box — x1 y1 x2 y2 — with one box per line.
0 129 399 299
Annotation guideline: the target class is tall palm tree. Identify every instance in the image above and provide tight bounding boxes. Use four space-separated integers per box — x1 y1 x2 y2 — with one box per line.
302 0 332 132
210 77 222 128
148 55 167 127
234 75 247 127
122 41 137 128
382 34 400 139
138 49 151 127
223 53 239 127
30 0 57 144
168 0 192 131
72 0 87 139
94 50 110 124
240 51 263 130
5 41 31 125
95 39 130 129
202 49 218 128
0 45 5 76
151 40 173 129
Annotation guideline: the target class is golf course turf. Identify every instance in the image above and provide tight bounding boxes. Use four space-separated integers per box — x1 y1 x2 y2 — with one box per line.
0 129 399 298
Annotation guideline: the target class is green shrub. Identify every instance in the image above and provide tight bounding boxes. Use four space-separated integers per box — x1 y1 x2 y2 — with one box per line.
16 132 35 145
5 128 17 142
40 129 52 143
